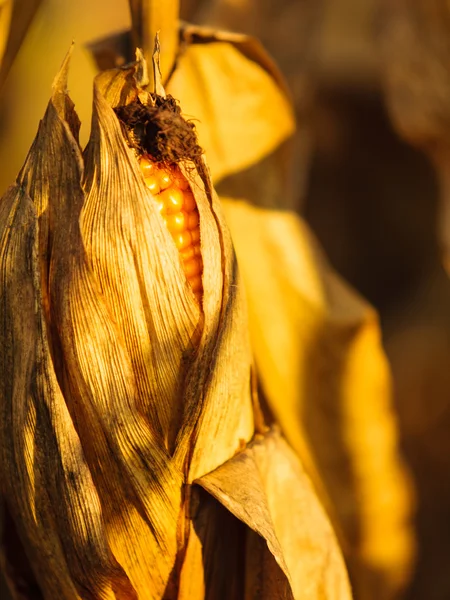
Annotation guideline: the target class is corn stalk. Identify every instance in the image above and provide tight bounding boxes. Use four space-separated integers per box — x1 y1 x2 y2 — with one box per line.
128 0 179 82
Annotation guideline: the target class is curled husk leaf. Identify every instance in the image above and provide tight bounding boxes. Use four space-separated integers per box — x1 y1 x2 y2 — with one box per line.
0 48 253 598
183 428 353 600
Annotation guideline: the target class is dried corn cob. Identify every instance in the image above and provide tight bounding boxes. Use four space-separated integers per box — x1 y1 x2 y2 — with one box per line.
139 156 203 301
115 94 204 303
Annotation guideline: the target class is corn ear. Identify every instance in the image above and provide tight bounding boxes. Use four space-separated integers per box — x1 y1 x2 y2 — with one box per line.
0 42 355 600
0 47 254 598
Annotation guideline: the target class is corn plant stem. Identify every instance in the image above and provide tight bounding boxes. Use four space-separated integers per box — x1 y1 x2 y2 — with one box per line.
0 0 43 91
128 0 179 86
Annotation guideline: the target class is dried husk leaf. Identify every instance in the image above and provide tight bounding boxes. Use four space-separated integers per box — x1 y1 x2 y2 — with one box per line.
0 49 254 597
222 199 416 600
167 25 295 192
81 82 201 446
177 486 248 600
2 49 179 599
0 185 136 598
182 428 352 600
91 58 254 479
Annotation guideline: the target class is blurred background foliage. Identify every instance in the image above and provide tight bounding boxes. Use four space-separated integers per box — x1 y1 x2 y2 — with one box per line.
1 1 450 599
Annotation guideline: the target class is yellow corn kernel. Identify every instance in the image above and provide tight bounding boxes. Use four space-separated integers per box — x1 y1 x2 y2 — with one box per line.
164 212 187 233
173 174 190 191
139 155 203 301
140 157 154 177
157 169 173 190
186 211 199 231
160 187 184 214
191 228 200 245
183 257 203 278
190 275 202 293
173 231 192 251
180 246 196 261
183 191 196 212
144 176 160 195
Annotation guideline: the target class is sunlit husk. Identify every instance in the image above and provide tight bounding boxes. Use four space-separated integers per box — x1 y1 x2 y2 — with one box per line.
0 184 135 599
0 51 254 598
179 428 352 600
167 25 295 190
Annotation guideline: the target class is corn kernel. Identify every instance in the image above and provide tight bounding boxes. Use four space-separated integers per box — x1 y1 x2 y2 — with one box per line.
144 176 160 195
139 156 203 301
186 211 199 230
157 169 173 190
173 173 189 191
160 187 184 214
190 275 202 293
140 157 154 177
183 257 203 278
173 231 192 251
191 228 200 244
184 191 196 212
180 246 195 261
164 211 186 233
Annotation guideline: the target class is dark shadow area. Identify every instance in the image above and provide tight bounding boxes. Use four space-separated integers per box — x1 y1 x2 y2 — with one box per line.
1 502 43 599
187 486 246 600
303 82 450 600
303 84 440 316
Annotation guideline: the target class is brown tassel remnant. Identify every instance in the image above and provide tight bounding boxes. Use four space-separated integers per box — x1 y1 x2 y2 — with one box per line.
115 96 203 166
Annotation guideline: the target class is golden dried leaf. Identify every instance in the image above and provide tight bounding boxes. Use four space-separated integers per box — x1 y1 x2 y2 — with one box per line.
0 184 135 598
167 25 295 190
180 428 352 600
222 199 416 600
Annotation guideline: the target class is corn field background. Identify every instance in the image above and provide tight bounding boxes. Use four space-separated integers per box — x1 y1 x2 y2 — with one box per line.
1 0 450 599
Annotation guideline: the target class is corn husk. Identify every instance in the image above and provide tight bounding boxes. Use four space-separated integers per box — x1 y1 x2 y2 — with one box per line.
190 428 352 600
87 12 416 600
0 49 353 600
222 199 416 600
0 48 252 598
